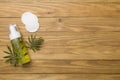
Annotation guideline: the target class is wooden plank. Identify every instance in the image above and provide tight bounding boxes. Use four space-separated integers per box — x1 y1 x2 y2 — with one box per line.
0 17 120 32
1 31 120 60
0 74 120 80
0 0 120 3
1 32 120 46
0 3 120 17
1 44 120 60
0 60 120 73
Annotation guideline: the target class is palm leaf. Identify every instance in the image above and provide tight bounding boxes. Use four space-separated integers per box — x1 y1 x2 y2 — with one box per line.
26 35 44 52
7 45 12 53
3 51 10 54
3 45 18 66
3 56 11 58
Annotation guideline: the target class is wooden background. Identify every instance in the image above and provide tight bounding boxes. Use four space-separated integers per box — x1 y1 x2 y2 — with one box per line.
0 0 120 80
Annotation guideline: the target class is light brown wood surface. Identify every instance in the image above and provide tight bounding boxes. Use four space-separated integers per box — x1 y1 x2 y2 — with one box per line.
0 0 120 80
0 74 120 80
0 3 120 17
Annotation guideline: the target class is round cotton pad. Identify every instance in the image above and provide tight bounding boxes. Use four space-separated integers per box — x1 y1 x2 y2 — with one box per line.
25 22 39 32
21 12 39 32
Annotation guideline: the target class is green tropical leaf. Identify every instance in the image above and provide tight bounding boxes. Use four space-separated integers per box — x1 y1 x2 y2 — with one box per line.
7 45 12 53
3 46 18 66
3 51 10 54
26 35 44 52
3 56 11 58
5 58 11 62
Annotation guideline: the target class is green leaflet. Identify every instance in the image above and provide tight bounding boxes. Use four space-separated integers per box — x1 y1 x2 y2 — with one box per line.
3 46 18 66
26 35 44 52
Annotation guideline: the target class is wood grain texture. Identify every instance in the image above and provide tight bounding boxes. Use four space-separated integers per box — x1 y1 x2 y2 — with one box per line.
0 3 120 17
0 74 120 80
0 60 120 73
0 17 120 32
1 45 120 60
1 31 120 47
0 0 120 79
0 0 120 3
0 21 120 60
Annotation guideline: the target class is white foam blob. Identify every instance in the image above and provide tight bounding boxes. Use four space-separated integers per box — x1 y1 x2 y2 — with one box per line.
21 12 39 32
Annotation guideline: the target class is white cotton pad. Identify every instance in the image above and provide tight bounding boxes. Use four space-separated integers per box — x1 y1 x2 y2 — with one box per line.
21 12 39 32
25 22 39 32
